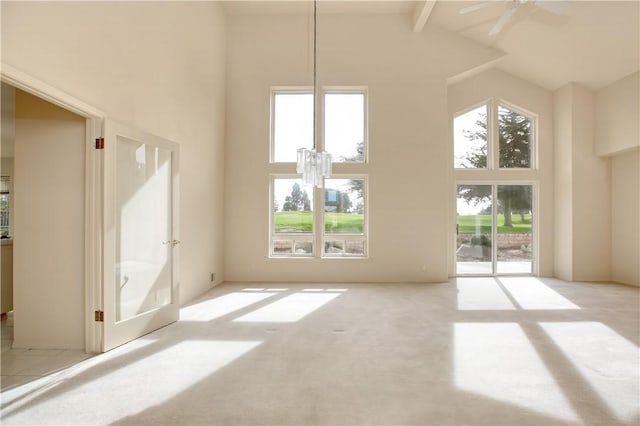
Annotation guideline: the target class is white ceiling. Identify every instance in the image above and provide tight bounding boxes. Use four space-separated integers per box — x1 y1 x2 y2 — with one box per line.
221 0 639 91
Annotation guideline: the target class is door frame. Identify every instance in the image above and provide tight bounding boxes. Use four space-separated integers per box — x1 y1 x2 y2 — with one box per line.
452 179 539 277
1 63 105 353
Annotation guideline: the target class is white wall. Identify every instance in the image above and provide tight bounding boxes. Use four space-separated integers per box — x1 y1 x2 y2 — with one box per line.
610 149 640 286
14 90 85 349
1 83 16 159
224 13 502 282
595 72 640 286
571 85 610 282
2 2 227 303
448 69 554 276
553 85 574 281
553 83 611 282
596 72 640 156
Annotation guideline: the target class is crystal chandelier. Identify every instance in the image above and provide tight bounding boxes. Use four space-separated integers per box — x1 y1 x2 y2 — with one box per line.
296 148 332 187
296 0 332 188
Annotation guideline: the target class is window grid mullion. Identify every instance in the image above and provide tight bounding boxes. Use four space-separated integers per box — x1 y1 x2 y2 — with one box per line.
491 99 499 170
316 184 323 257
491 184 498 275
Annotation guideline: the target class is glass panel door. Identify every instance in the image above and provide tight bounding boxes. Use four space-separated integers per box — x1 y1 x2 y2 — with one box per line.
116 138 173 321
496 185 533 274
456 185 493 275
457 183 534 276
102 120 179 352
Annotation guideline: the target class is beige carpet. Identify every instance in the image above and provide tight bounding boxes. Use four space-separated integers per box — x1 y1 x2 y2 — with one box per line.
1 277 639 425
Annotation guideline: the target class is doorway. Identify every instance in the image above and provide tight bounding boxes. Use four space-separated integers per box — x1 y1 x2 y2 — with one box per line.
456 183 535 275
2 67 181 354
1 83 87 350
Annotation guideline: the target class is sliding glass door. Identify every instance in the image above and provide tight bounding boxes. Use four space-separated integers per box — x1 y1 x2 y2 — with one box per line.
496 185 533 274
456 185 493 275
456 184 533 275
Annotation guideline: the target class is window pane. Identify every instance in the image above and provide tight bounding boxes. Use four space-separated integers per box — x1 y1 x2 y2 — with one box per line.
273 178 313 234
273 239 293 254
325 93 365 163
345 240 365 255
497 185 533 274
324 178 364 234
454 105 487 169
115 139 173 322
456 185 492 275
271 239 314 256
324 240 365 256
272 93 313 162
324 240 344 255
499 105 532 168
293 240 313 255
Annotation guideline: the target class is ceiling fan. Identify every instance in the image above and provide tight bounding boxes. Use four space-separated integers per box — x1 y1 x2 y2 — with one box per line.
460 0 571 36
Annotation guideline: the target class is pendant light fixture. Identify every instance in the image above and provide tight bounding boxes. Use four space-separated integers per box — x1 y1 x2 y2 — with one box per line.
296 0 332 187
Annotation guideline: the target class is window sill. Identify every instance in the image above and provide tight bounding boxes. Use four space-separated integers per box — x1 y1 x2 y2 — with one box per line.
267 255 372 262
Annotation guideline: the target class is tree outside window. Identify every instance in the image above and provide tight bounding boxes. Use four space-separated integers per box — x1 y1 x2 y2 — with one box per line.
454 100 536 275
455 103 534 227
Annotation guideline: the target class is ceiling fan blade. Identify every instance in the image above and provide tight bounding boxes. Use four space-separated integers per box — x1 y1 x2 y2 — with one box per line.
460 1 494 14
488 4 517 35
533 1 571 16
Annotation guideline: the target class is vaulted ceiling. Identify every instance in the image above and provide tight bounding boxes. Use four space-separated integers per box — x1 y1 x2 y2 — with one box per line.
221 1 639 91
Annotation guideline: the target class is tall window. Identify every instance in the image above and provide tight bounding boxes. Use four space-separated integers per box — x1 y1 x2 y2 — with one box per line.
270 87 368 258
324 92 366 163
324 178 366 257
271 91 313 163
454 101 534 170
454 104 487 169
498 105 532 168
453 100 537 275
271 177 314 256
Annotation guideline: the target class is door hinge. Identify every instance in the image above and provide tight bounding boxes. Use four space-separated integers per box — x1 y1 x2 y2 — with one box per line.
95 310 104 322
95 137 105 150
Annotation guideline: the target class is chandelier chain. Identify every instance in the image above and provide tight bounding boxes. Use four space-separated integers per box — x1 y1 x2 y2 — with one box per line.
313 0 317 150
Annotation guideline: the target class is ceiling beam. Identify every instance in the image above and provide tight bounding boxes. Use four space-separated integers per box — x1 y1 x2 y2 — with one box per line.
412 0 437 33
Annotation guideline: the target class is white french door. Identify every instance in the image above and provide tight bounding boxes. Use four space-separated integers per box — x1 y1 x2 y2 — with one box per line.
102 120 180 352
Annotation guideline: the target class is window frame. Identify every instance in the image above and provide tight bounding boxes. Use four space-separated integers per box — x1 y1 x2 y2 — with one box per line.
452 98 540 277
323 87 369 164
268 86 369 260
269 174 369 260
322 175 368 258
270 87 313 164
453 98 537 171
269 174 316 258
454 180 538 276
270 86 369 165
453 100 490 170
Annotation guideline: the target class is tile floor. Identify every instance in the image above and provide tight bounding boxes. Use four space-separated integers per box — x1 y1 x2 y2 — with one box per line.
1 312 94 390
1 278 639 425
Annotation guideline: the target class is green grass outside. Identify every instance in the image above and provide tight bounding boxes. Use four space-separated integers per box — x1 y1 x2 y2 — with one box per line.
324 212 364 233
458 214 532 234
274 211 313 232
274 211 364 233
